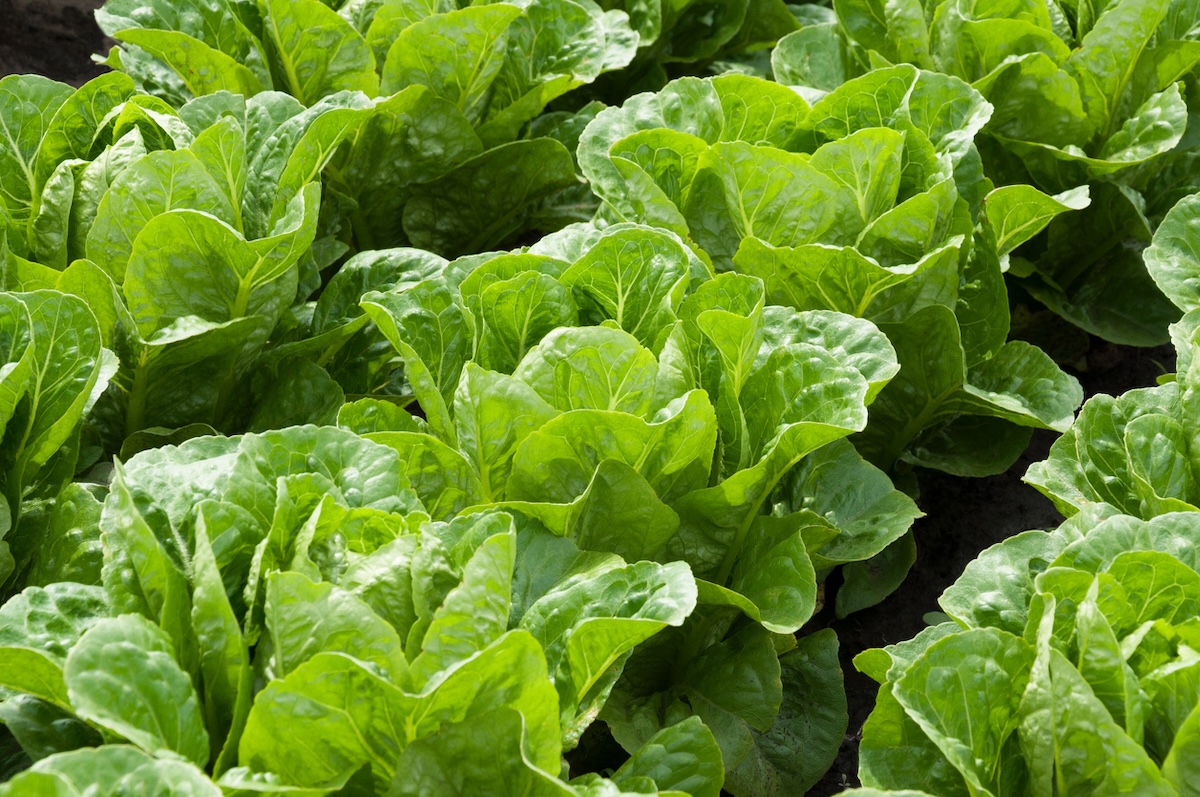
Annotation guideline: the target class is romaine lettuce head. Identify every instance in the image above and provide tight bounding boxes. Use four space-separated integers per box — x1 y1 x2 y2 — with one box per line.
856 509 1200 795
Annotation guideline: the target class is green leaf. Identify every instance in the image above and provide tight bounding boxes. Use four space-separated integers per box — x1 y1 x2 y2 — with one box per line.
263 0 379 105
561 226 690 348
64 614 209 765
858 682 969 794
97 0 272 94
1064 0 1170 142
1 291 101 490
782 439 921 568
1024 385 1178 517
247 360 345 432
1074 576 1146 737
192 504 251 773
368 431 483 520
114 28 266 97
1097 83 1188 166
334 87 482 251
453 364 559 502
241 631 559 790
362 279 473 441
100 461 199 661
265 571 407 680
115 758 223 796
835 531 916 617
31 73 136 186
938 529 1068 636
123 201 315 336
0 746 155 796
238 652 413 789
21 483 103 588
0 695 101 764
834 0 930 68
710 74 810 150
86 150 237 283
0 75 74 230
1019 602 1174 794
727 514 818 632
0 584 109 675
507 390 717 507
724 629 847 796
612 717 723 797
387 707 568 797
479 0 637 146
757 307 898 402
380 5 523 120
683 141 841 270
811 127 905 234
407 524 515 689
893 628 1033 796
1146 190 1200 313
513 326 661 416
473 268 577 374
734 236 962 322
1163 702 1200 795
403 138 579 257
521 557 695 738
953 340 1084 432
771 25 851 92
1106 550 1200 631
982 184 1091 259
578 78 724 222
243 93 373 239
314 244 448 333
364 0 458 63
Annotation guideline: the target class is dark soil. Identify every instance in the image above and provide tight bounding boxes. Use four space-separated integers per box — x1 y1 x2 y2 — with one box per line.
0 0 107 86
2 10 1183 796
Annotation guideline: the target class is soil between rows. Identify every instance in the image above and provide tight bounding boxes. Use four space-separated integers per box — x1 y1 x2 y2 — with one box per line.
0 10 1179 794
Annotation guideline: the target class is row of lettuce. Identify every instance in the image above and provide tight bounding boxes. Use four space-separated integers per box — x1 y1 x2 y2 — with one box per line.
839 244 1200 795
796 1 1200 792
0 0 1197 792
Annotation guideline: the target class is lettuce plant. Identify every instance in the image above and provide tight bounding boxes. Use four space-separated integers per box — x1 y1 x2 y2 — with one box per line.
577 68 1083 479
0 75 347 450
94 0 636 123
1026 191 1200 517
851 508 1200 795
777 0 1200 345
91 0 641 254
0 293 109 595
0 424 725 795
348 221 920 792
0 74 557 451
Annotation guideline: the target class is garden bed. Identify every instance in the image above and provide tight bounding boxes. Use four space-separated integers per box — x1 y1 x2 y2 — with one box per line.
0 3 1195 792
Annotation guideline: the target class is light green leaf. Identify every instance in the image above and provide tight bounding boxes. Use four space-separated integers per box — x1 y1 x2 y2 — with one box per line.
362 279 473 441
1146 191 1200 313
64 614 209 765
263 0 379 105
982 184 1091 259
265 571 407 680
894 628 1033 796
380 4 522 120
453 364 559 502
407 524 515 689
387 707 569 797
561 226 690 348
114 28 266 98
